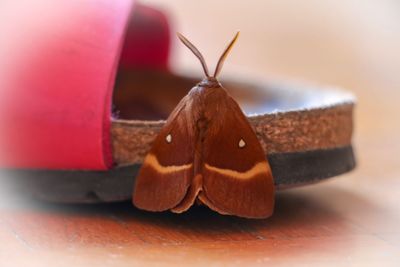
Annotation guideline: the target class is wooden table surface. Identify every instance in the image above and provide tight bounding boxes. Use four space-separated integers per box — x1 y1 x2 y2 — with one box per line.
1 1 399 266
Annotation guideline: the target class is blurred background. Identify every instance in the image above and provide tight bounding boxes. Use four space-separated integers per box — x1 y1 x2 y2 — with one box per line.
156 0 400 135
1 0 399 266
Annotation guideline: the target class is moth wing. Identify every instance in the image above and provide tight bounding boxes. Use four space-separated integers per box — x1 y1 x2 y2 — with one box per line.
133 96 195 212
200 96 274 218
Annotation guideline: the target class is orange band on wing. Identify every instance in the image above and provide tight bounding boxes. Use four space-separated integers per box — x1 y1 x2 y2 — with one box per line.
204 162 270 179
144 154 193 174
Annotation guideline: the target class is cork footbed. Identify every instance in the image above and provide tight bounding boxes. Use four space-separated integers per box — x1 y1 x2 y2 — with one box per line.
112 70 355 166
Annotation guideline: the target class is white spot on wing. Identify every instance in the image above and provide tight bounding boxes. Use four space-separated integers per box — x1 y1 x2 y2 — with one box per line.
166 134 172 144
239 138 246 148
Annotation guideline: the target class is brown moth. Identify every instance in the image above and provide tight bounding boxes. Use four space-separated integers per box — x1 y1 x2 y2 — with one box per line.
132 32 275 219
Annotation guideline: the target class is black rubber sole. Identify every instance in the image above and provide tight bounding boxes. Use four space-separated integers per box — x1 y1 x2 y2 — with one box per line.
0 146 355 203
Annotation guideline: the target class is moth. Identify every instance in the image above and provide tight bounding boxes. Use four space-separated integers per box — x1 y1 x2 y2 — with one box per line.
132 32 275 219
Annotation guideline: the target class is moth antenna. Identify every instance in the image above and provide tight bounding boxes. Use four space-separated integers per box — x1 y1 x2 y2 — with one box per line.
177 33 210 78
213 31 240 78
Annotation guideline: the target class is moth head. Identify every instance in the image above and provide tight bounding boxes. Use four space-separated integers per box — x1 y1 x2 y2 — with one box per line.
177 32 240 81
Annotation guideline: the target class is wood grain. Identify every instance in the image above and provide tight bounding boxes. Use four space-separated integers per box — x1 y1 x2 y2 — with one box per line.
1 0 400 266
